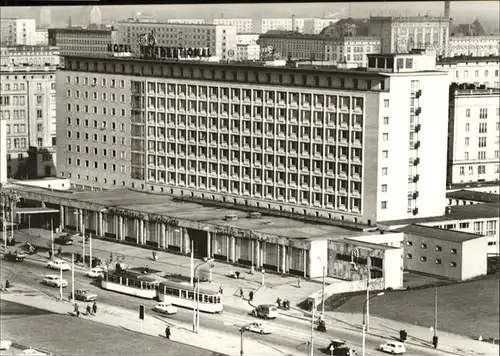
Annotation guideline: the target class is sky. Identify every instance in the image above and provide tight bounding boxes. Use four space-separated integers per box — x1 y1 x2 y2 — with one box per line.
0 1 498 29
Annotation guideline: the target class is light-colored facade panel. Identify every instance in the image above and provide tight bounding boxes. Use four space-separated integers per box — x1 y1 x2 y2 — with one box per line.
461 235 488 280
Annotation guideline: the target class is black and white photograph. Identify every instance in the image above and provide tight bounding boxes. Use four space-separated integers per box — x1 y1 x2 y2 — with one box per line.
0 1 499 355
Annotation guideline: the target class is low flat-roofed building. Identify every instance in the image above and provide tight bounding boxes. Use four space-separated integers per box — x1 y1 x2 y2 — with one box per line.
379 202 499 255
397 224 488 280
449 35 500 57
7 184 403 284
436 55 500 89
0 45 60 66
446 189 500 206
447 181 500 194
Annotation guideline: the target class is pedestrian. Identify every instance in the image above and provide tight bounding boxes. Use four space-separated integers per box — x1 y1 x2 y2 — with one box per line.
249 290 254 302
239 288 244 299
298 277 302 288
5 280 10 289
219 286 223 295
276 297 281 308
57 246 62 257
86 304 92 316
74 303 79 317
432 335 438 349
165 326 171 340
92 302 97 314
48 250 52 259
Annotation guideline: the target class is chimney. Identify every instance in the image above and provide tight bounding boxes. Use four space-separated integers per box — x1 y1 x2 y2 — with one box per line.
292 14 296 32
444 1 450 18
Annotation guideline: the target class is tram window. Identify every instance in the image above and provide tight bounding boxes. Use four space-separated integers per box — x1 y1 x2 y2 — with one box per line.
128 278 134 287
204 295 208 303
199 294 203 302
217 296 221 304
181 291 187 299
209 296 213 304
165 287 173 295
188 292 194 299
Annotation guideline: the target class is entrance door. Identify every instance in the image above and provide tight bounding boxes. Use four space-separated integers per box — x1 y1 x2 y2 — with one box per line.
187 228 208 258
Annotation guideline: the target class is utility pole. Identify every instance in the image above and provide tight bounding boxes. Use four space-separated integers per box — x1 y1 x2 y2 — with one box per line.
59 266 63 301
190 239 194 286
81 211 85 266
366 265 371 330
2 200 6 250
50 218 54 257
196 277 200 332
240 328 245 356
71 254 75 303
310 299 315 356
434 286 438 337
321 266 326 316
89 232 92 270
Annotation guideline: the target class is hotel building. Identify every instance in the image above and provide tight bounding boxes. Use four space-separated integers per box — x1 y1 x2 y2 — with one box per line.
448 35 500 57
48 28 118 57
447 84 500 186
0 65 57 178
115 22 237 60
436 55 500 88
0 19 37 46
56 48 449 224
368 16 450 56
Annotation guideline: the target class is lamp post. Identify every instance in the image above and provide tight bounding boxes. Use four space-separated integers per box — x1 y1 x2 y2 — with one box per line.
50 217 54 257
193 258 214 334
59 265 63 301
362 292 384 356
310 298 316 356
71 253 75 303
2 196 6 250
74 210 85 265
239 323 251 356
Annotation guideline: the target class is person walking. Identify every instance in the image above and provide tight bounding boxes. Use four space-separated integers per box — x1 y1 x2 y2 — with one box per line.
165 326 171 340
92 302 97 315
48 250 52 259
249 290 254 302
86 304 92 316
74 303 79 317
239 288 244 299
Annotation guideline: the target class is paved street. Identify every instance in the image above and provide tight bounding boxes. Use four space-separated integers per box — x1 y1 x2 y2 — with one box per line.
0 300 221 356
1 247 482 356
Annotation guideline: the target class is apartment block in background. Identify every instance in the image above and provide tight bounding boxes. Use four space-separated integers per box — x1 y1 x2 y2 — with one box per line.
449 35 500 57
213 18 253 33
257 32 328 60
48 27 118 57
325 36 381 68
0 19 37 46
436 55 500 88
0 45 61 67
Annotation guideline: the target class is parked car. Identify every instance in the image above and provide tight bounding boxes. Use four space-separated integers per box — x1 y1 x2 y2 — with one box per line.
4 250 26 262
251 304 278 319
43 275 68 288
153 302 178 315
46 259 70 271
243 321 272 335
72 289 97 302
330 347 357 356
379 341 406 354
54 235 74 245
327 339 348 350
0 340 12 350
85 267 105 279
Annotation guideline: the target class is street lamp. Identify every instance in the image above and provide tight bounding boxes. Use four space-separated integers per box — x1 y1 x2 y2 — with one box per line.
239 324 250 356
362 292 384 356
192 258 214 334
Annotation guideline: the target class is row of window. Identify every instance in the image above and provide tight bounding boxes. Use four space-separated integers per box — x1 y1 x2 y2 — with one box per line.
66 131 126 145
406 254 458 267
2 82 47 91
463 136 493 147
464 121 500 133
457 69 499 79
66 90 127 103
67 145 126 159
66 158 126 173
407 241 458 253
462 150 499 160
67 117 126 131
67 103 127 117
62 172 125 187
458 164 500 175
66 76 126 88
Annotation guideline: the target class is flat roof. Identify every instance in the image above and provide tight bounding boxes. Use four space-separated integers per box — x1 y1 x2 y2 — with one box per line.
446 190 500 204
448 181 500 190
15 207 60 214
396 224 483 243
380 202 499 226
344 238 399 250
12 186 368 241
437 55 500 64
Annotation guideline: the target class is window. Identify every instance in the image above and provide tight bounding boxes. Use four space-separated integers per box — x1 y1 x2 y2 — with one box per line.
382 150 388 158
478 137 486 147
465 137 469 146
382 133 389 141
468 166 474 175
465 123 470 132
381 201 387 209
451 248 457 254
382 167 388 175
435 259 442 265
406 253 412 259
421 243 427 249
406 240 413 246
466 109 470 118
383 117 389 125
381 184 387 192
479 108 488 119
479 122 487 133
435 245 442 252
383 99 389 107
478 165 486 174
450 262 457 267
420 256 427 262
464 152 469 160
478 151 486 160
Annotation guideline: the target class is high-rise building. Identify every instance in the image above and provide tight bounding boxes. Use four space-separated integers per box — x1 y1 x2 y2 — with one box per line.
447 84 500 185
0 65 57 178
0 19 37 46
39 8 52 28
56 48 448 223
89 6 102 26
48 28 117 57
368 15 450 56
213 18 253 33
115 21 237 60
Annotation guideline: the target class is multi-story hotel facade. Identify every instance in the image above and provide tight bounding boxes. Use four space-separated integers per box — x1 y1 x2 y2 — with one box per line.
56 49 449 224
449 35 500 57
115 22 237 60
0 19 37 46
1 65 57 178
48 28 118 57
447 84 500 185
369 16 450 57
436 55 500 89
0 45 61 67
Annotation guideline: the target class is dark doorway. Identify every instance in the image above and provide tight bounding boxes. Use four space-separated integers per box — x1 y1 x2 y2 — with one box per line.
187 228 208 259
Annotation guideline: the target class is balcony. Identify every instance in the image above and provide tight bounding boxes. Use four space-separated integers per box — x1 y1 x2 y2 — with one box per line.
416 89 422 98
413 158 420 166
413 191 419 199
415 107 422 115
414 141 420 150
412 208 419 215
413 174 420 183
415 124 421 133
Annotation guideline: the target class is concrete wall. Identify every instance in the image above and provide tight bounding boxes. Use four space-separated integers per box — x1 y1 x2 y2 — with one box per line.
461 235 488 280
309 239 328 278
307 277 385 306
347 231 404 248
383 247 404 289
12 178 71 190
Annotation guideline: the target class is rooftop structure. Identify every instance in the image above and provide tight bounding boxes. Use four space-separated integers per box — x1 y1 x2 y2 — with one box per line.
397 223 483 243
446 189 500 205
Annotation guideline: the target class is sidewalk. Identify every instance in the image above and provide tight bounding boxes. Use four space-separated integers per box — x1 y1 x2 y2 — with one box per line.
0 283 301 356
9 228 499 356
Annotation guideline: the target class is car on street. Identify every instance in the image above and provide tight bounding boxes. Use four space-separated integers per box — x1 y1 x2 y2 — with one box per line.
85 267 105 279
0 340 12 350
379 341 406 354
327 339 348 350
242 321 272 334
251 304 278 319
54 234 74 245
46 259 70 271
153 302 178 315
4 250 27 262
72 289 98 302
330 347 357 356
42 275 68 288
